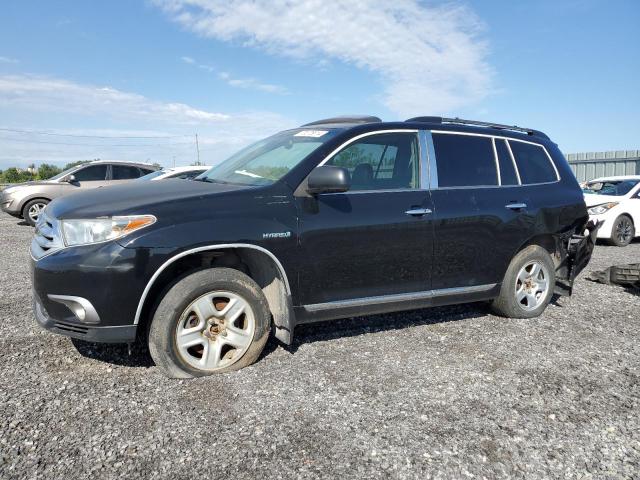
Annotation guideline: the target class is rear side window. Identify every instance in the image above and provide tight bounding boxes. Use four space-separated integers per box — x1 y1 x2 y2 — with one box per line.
112 165 143 180
73 165 107 181
494 139 519 186
432 133 497 187
509 141 557 184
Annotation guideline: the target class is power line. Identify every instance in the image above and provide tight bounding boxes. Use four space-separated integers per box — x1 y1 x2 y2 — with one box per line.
0 135 194 147
0 127 192 139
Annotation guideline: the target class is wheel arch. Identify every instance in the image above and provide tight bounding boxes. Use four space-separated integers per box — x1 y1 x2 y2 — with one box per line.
135 244 296 345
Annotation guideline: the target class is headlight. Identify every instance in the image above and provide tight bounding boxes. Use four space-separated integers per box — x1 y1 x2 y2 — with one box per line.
587 202 618 215
61 215 156 246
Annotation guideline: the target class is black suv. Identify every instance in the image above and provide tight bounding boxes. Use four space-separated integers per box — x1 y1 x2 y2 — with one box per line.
30 116 598 377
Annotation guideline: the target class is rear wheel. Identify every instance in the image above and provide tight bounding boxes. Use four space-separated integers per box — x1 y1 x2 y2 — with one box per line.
22 199 49 226
609 215 634 247
148 268 271 378
491 245 556 318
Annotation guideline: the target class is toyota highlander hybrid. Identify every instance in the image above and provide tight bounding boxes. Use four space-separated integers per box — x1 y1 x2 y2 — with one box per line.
30 116 599 378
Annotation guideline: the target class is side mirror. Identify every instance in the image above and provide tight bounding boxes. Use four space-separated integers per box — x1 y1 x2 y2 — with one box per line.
65 174 77 183
307 166 351 195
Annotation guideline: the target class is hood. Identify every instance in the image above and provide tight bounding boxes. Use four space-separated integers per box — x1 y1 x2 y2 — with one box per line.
47 179 249 219
3 180 58 191
583 193 623 208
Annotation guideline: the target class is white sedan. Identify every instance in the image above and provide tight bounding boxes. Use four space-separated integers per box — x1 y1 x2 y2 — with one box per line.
136 165 209 181
583 175 640 247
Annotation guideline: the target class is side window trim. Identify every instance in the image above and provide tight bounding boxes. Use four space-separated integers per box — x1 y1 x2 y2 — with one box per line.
422 130 438 189
428 130 561 189
491 137 502 186
504 139 522 185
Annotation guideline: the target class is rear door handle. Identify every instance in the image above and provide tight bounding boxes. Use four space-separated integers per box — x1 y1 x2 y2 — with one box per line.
405 208 432 216
505 202 527 210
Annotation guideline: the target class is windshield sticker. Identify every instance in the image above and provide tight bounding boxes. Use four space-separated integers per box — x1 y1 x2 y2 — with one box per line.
294 130 329 138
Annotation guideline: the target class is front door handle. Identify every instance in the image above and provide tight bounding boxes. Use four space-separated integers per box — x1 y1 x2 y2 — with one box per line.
505 202 527 210
405 208 432 216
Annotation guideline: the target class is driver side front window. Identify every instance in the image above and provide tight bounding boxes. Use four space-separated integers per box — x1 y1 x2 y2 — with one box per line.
326 132 420 191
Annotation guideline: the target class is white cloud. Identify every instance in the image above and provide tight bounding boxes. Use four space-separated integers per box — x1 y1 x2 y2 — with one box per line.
0 56 19 64
154 0 493 117
0 75 294 168
218 71 288 95
180 55 288 94
0 74 229 123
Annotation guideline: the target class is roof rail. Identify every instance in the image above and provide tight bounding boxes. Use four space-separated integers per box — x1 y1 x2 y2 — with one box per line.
405 116 549 139
301 115 382 127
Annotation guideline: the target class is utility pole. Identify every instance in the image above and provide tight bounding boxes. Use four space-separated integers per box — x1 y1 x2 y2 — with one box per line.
195 134 201 166
173 156 176 168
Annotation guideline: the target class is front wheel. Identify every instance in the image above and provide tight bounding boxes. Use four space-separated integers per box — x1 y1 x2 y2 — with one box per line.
609 215 634 247
22 199 49 226
491 245 556 319
148 268 271 378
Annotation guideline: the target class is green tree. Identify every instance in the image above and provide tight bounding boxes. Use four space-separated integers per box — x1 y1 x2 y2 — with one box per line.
2 167 31 183
63 160 92 170
38 163 62 180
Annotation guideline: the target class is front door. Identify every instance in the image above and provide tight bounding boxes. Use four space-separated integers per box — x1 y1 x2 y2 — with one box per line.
71 164 110 190
295 131 434 305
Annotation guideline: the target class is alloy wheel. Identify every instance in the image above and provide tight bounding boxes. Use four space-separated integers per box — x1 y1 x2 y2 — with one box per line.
175 291 255 372
28 203 46 223
615 217 633 245
515 261 550 311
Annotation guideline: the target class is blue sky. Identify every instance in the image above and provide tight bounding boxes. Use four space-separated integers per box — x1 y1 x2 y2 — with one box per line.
0 0 638 169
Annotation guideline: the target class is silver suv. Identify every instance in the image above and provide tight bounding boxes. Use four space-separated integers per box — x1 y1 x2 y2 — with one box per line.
1 160 159 225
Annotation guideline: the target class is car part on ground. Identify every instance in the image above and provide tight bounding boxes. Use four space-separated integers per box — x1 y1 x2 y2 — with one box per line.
588 263 640 290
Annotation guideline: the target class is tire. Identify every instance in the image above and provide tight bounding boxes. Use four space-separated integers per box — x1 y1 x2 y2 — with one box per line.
22 199 49 226
491 245 556 319
148 268 271 378
609 215 634 247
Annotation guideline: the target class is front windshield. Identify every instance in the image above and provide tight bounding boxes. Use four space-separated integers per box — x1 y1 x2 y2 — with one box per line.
583 180 639 196
198 128 340 186
136 170 166 181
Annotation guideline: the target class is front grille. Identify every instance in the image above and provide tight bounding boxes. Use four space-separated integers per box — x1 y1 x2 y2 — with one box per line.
31 211 65 260
54 321 89 335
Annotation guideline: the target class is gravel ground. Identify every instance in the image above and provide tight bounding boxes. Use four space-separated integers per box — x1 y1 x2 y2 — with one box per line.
0 212 638 479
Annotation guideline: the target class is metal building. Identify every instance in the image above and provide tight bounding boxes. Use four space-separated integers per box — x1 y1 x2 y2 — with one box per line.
567 150 640 182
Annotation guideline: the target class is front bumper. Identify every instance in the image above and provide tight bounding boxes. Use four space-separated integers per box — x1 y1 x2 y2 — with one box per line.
0 194 21 216
30 239 163 344
588 214 614 239
33 292 137 343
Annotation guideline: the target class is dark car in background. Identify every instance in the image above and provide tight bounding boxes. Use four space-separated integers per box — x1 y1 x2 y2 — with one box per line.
30 116 598 378
1 160 159 225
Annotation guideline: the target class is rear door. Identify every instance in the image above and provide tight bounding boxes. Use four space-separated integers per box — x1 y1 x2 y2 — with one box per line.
110 164 147 186
295 130 435 305
428 131 535 291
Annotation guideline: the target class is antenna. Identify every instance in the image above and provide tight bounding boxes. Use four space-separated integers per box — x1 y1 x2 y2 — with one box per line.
195 134 201 166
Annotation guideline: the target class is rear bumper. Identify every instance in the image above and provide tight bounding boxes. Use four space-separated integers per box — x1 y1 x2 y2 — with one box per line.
33 292 137 343
555 220 602 295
